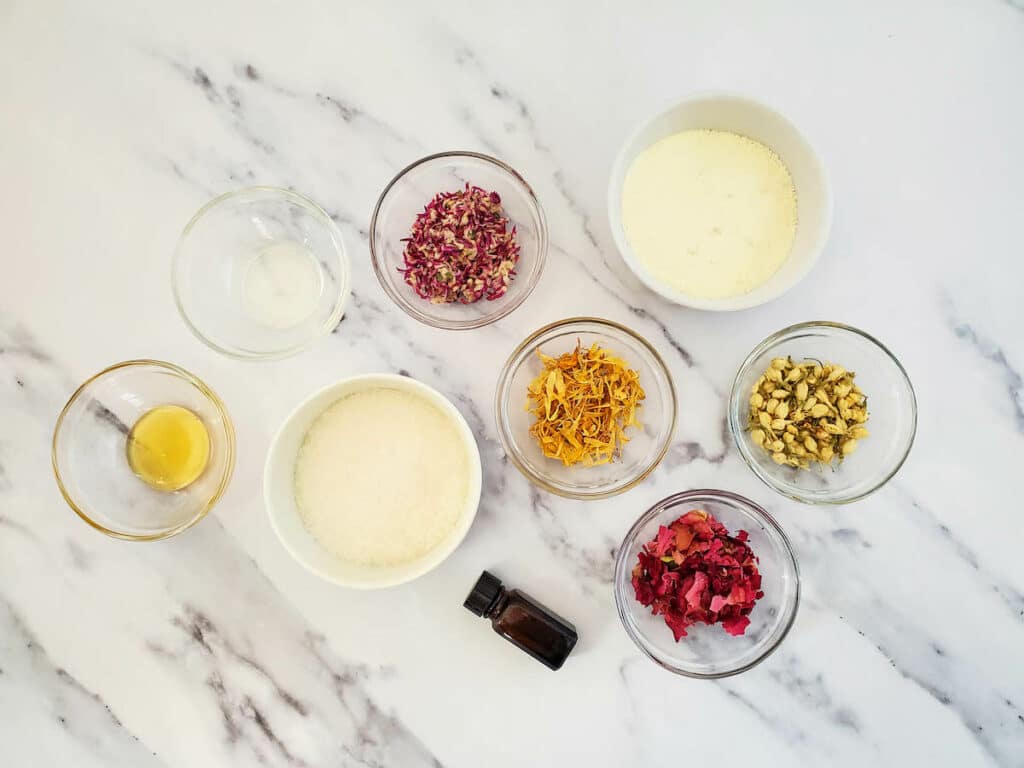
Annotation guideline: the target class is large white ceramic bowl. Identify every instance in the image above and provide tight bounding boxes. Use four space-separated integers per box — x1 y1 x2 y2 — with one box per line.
264 374 482 588
608 92 832 311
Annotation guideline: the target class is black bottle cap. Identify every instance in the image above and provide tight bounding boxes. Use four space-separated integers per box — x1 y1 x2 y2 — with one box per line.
464 571 503 617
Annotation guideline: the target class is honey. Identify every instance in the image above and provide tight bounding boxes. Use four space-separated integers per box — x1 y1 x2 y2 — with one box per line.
126 405 210 491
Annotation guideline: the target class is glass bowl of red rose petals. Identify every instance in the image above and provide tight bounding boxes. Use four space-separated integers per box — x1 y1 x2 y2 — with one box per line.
370 151 548 330
614 489 800 678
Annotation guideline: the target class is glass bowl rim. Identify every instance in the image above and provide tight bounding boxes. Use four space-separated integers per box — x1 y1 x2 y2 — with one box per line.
172 185 351 360
51 359 237 541
494 315 678 500
613 488 801 679
368 150 549 330
728 320 918 505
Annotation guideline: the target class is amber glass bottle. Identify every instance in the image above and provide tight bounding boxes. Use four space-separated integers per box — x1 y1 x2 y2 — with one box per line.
464 571 578 670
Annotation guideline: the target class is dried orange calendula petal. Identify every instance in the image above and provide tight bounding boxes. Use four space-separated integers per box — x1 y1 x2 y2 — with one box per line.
526 342 645 466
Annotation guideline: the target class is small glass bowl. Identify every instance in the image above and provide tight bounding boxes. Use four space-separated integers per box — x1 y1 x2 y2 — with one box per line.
728 321 917 504
173 187 350 359
52 360 235 540
614 489 800 678
495 317 677 499
369 151 547 330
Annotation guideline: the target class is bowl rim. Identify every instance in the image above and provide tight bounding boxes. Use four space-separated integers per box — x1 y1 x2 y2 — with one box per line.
494 316 678 500
263 372 483 589
606 90 834 312
172 185 351 360
368 150 548 330
51 359 236 541
613 488 801 679
728 320 919 505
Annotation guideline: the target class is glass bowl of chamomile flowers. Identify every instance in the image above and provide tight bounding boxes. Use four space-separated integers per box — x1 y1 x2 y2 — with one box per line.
728 321 917 504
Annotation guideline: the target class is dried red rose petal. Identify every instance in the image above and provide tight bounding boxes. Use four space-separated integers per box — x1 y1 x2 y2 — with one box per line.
630 508 763 640
399 183 520 304
651 525 676 558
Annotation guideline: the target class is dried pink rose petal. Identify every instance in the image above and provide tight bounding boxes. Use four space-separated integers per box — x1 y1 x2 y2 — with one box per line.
631 508 764 641
399 183 520 304
651 525 676 558
721 615 751 637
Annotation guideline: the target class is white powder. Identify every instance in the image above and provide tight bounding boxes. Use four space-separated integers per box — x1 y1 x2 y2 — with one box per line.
622 129 797 299
294 387 470 566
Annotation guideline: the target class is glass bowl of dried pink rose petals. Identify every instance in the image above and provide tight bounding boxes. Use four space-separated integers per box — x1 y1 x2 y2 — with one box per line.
370 151 547 330
614 489 800 678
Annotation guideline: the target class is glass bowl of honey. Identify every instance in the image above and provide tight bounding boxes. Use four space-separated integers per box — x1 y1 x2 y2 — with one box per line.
52 360 235 540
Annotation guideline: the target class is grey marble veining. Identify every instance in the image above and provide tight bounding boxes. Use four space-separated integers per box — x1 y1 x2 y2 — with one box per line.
0 322 440 766
1 1 1022 766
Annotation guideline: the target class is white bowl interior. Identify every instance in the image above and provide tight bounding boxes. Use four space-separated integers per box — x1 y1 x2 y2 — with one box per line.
264 374 482 587
608 93 832 311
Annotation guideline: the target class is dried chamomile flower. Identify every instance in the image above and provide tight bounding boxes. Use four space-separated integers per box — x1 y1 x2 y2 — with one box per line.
745 357 870 470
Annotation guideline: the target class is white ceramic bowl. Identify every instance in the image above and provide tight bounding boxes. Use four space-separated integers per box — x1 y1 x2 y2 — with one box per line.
608 92 832 311
264 374 482 588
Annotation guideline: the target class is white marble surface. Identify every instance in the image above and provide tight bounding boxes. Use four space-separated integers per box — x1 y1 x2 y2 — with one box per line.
2 1 1023 765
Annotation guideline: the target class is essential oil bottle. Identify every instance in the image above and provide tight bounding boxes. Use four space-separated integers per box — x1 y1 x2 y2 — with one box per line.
464 571 578 670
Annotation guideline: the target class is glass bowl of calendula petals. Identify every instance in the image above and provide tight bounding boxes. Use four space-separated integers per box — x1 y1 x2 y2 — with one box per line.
728 321 917 504
495 317 677 499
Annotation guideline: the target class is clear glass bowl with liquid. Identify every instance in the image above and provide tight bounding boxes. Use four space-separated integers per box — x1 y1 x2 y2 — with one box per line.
52 360 235 540
173 187 350 359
